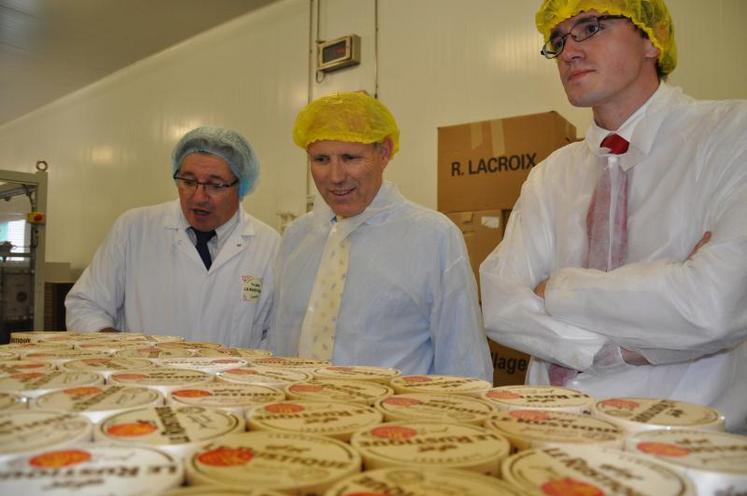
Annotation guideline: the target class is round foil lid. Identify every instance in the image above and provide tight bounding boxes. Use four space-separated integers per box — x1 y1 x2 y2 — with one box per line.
157 341 225 351
626 429 747 495
350 421 510 476
0 370 104 398
135 334 185 344
72 341 147 353
7 342 74 355
186 431 361 493
0 444 184 495
109 368 213 395
22 350 112 367
285 379 394 406
61 357 156 380
390 375 492 397
194 347 272 359
374 392 497 425
326 467 526 496
592 397 725 433
484 409 625 451
96 405 244 458
0 359 56 376
482 385 595 414
114 347 195 360
0 410 93 461
502 446 695 496
312 365 401 384
156 357 249 375
216 366 312 388
9 331 76 344
0 392 26 410
33 385 164 423
170 383 284 415
246 400 382 441
164 487 285 496
251 356 330 369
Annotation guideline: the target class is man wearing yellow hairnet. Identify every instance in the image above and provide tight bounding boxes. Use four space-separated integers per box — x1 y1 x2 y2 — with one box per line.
268 92 493 381
481 0 747 432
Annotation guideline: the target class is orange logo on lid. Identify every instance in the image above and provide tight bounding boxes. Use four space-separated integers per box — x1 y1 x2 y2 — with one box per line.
383 397 422 407
11 372 45 380
265 403 305 414
541 477 603 496
15 363 45 369
328 366 355 372
226 368 257 375
371 425 418 440
64 386 103 397
402 376 432 383
290 384 324 393
487 390 522 400
637 442 690 457
510 410 551 421
198 446 253 466
600 399 640 410
106 420 157 437
29 449 92 468
173 389 212 398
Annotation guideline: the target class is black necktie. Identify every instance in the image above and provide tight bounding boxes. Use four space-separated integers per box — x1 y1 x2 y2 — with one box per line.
193 229 216 270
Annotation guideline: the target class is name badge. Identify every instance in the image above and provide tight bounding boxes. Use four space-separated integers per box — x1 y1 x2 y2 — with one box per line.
242 275 262 302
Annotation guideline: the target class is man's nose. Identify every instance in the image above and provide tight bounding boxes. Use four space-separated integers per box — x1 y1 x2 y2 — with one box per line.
329 158 347 183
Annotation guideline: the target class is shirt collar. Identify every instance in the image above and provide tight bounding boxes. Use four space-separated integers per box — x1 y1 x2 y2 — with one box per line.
312 181 405 231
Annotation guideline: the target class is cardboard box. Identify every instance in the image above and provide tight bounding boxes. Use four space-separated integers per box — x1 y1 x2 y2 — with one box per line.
489 339 530 386
437 111 576 213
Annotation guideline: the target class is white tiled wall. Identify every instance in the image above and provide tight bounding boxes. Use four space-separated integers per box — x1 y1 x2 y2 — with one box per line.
0 0 744 274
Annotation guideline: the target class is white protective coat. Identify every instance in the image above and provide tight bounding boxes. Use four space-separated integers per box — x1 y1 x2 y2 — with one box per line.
480 84 747 433
65 200 279 347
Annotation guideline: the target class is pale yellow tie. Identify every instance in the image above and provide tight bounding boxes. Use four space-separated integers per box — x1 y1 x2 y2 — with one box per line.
297 220 351 360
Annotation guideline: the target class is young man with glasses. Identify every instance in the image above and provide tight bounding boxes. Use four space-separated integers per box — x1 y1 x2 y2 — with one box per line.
66 126 279 347
481 0 747 433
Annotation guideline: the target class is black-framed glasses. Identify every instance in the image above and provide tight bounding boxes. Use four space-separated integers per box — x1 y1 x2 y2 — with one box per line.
173 171 238 195
541 15 627 59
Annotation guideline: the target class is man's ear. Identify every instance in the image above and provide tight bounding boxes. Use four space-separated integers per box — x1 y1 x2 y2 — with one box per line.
377 138 393 162
643 38 660 61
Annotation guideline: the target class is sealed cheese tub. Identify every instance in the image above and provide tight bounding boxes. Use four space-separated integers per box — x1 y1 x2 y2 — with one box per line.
217 366 312 388
170 383 284 416
157 341 225 351
251 356 330 370
165 487 285 496
592 397 725 433
374 392 497 425
0 410 93 462
33 385 164 423
390 375 492 397
0 444 184 495
109 368 213 396
626 429 747 495
157 357 250 375
349 421 510 475
194 347 272 359
501 445 695 496
324 467 526 496
0 359 55 376
484 409 625 451
61 356 156 381
312 365 401 384
115 346 195 360
22 350 113 367
285 379 394 406
73 341 148 353
186 431 361 494
0 348 19 360
0 391 26 410
0 370 104 398
96 405 244 459
9 331 74 344
482 385 595 414
246 400 382 442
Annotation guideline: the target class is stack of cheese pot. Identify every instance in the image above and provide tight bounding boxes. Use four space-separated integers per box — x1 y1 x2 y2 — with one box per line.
0 330 745 496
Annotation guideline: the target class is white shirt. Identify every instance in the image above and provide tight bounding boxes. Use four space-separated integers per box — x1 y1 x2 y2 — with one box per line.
480 84 747 433
65 200 280 347
269 182 493 381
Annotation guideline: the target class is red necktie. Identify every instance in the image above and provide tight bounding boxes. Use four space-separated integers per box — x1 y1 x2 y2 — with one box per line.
549 133 630 387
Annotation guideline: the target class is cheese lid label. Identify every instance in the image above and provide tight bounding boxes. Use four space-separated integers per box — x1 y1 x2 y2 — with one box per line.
390 375 492 396
0 445 183 494
61 357 155 373
326 467 526 496
110 368 212 387
285 379 394 405
593 397 725 431
22 350 112 363
98 405 243 447
34 385 163 414
251 356 330 369
0 360 55 376
170 383 284 408
312 365 401 383
193 347 272 358
246 400 382 440
0 410 93 458
0 370 103 397
350 421 510 474
187 431 360 492
156 357 249 374
375 392 497 425
114 347 195 359
502 446 694 496
482 385 594 412
485 409 625 450
217 366 312 386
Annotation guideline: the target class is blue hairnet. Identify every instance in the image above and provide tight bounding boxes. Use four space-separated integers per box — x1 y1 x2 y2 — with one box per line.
171 126 260 198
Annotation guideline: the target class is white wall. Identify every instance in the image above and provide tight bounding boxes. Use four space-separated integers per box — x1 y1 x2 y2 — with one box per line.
0 0 744 275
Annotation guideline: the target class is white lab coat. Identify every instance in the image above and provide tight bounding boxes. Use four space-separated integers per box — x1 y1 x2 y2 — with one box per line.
480 84 747 433
65 200 279 347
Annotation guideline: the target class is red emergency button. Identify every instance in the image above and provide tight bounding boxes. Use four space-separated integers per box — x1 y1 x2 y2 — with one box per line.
27 212 45 224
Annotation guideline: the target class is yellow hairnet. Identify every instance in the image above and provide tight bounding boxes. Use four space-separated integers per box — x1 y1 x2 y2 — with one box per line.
535 0 677 75
293 92 400 157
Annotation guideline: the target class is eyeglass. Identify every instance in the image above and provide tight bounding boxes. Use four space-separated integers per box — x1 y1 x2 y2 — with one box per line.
173 171 238 195
541 15 627 59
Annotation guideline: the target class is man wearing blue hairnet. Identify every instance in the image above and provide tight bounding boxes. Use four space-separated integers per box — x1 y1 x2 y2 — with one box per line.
66 126 279 347
481 0 747 432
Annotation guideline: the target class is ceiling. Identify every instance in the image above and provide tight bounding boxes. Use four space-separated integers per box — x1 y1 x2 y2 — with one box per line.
0 0 278 127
